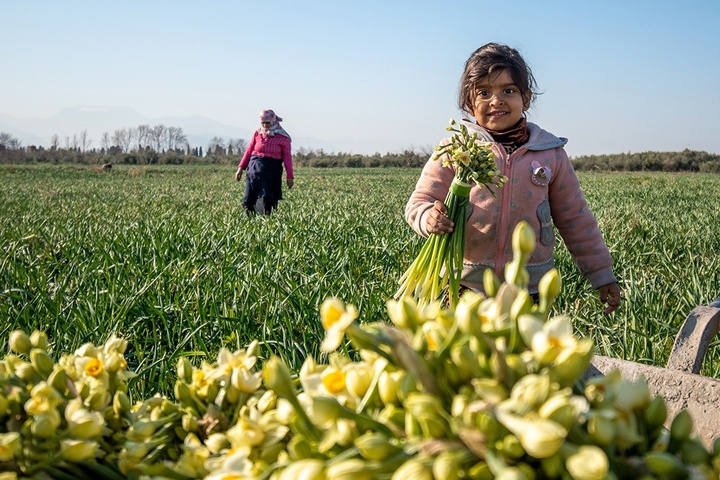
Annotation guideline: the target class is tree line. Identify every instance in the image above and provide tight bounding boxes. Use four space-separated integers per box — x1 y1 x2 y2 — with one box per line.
1 130 719 172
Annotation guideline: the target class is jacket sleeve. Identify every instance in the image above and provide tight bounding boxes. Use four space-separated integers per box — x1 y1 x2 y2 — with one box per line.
549 149 617 289
239 132 257 170
281 137 294 179
405 153 455 238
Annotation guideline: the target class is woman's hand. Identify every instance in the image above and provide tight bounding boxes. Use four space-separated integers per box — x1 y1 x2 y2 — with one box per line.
598 283 621 314
426 200 454 235
287 178 294 189
235 168 243 182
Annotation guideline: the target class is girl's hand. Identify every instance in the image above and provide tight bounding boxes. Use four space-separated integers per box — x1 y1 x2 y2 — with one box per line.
598 283 621 314
235 169 243 182
426 200 454 235
287 178 294 189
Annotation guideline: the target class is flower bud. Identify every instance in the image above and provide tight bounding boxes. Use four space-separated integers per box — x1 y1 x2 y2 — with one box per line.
66 399 104 438
113 391 131 416
455 291 484 336
681 437 710 465
204 433 230 454
47 367 68 393
392 458 433 480
432 450 462 480
483 268 501 298
263 356 296 401
386 297 418 330
30 331 49 350
644 451 688 477
538 392 578 430
613 377 651 412
565 445 609 480
538 269 561 310
15 361 37 383
278 458 326 480
60 439 98 462
104 352 125 373
378 370 402 406
287 434 314 460
495 409 567 459
181 413 199 433
30 348 54 377
8 330 31 355
501 434 525 459
0 432 21 462
644 395 667 432
354 432 400 461
512 221 536 259
495 466 530 480
31 410 61 438
344 363 373 399
324 458 374 480
177 357 193 383
256 389 277 413
670 409 693 443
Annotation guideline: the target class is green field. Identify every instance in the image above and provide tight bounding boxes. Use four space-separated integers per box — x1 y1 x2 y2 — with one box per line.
1 164 719 401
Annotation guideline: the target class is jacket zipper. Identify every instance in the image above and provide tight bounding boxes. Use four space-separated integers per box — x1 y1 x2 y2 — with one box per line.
492 145 528 278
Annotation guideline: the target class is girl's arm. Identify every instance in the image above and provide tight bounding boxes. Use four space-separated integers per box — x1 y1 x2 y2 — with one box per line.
548 149 616 290
405 154 455 237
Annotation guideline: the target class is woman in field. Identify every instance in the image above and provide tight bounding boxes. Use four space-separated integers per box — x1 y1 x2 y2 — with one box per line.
235 109 294 215
405 43 622 313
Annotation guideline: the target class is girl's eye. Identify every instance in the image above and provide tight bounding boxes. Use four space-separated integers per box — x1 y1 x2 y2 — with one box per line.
503 88 516 95
477 90 490 98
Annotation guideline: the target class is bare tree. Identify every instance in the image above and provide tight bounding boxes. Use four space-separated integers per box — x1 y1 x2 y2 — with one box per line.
112 128 133 153
0 132 22 150
79 130 92 152
228 138 247 157
100 132 111 152
167 126 187 151
136 124 150 150
207 136 226 156
150 124 166 152
50 134 59 150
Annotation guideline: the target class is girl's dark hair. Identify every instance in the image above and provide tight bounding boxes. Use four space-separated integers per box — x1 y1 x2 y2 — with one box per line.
458 43 538 115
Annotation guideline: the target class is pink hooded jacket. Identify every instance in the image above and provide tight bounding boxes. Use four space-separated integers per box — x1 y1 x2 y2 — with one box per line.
405 120 616 293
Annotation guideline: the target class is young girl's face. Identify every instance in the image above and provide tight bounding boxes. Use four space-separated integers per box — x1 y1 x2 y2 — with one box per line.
471 69 528 132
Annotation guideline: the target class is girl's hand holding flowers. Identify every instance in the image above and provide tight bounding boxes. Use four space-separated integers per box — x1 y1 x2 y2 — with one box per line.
427 200 453 234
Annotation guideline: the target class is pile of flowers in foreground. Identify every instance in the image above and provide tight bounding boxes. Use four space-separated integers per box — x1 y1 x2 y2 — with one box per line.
2 223 719 479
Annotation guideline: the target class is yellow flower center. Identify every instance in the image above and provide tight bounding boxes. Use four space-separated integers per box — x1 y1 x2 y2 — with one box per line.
84 358 103 377
322 370 346 394
322 304 342 330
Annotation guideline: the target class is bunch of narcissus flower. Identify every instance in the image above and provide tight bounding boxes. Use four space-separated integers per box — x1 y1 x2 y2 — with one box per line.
396 119 507 310
2 223 720 479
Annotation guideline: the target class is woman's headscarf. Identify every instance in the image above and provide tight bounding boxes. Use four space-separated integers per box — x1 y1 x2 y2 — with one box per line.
259 109 291 139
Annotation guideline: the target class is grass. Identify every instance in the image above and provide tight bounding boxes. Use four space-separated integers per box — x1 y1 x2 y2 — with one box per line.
1 164 719 401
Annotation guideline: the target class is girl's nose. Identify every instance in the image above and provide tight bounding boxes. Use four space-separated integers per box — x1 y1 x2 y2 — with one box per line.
489 93 504 105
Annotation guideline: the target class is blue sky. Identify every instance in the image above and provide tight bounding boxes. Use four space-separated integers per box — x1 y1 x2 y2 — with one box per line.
2 0 719 156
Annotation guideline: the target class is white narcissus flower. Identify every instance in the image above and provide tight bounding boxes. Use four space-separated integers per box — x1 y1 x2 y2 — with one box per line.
203 449 255 480
24 382 62 416
565 445 610 480
320 298 358 353
226 407 265 453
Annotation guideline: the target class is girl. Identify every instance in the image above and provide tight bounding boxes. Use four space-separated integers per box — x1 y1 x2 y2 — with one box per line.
235 109 294 215
405 43 621 313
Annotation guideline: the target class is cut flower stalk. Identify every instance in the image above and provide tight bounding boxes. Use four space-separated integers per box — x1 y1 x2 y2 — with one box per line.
396 119 507 309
